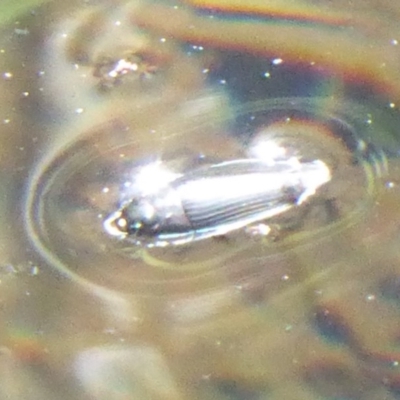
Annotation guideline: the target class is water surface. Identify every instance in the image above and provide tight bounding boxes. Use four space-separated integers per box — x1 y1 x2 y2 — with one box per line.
2 1 400 399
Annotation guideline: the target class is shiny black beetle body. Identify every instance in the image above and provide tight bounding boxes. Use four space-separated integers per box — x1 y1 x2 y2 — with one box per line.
104 157 331 247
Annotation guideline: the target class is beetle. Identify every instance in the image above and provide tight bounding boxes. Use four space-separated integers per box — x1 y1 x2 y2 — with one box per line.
103 157 331 247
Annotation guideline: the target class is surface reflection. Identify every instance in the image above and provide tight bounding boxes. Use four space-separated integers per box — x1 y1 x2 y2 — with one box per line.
1 0 400 399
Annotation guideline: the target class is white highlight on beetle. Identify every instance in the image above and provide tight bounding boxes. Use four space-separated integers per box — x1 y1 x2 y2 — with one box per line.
248 136 287 163
295 159 331 204
175 158 330 208
103 210 127 238
132 162 181 196
247 132 331 203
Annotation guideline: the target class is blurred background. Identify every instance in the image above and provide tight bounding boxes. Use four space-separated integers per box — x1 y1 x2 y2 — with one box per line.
1 0 400 399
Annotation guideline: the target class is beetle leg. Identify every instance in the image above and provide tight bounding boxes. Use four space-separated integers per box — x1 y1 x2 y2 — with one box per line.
212 234 231 243
279 196 341 234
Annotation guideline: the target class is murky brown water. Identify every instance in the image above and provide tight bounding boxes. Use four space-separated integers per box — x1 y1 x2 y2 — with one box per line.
2 0 400 399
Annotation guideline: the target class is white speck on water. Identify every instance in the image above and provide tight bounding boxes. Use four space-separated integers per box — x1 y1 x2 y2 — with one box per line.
3 72 13 80
386 181 396 189
285 324 293 332
366 294 376 301
14 28 29 35
30 266 39 276
103 327 117 335
272 58 283 65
